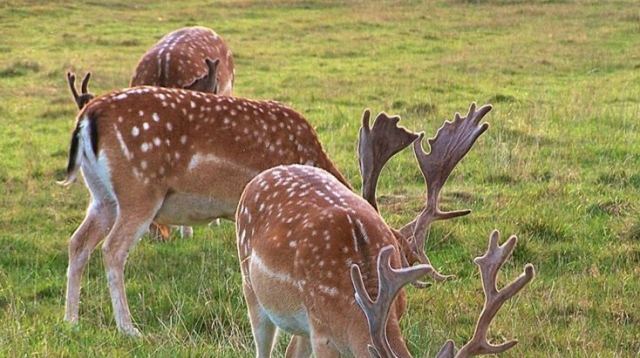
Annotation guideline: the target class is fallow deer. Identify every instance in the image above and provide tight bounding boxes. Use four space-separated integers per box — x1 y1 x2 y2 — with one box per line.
131 26 234 96
131 26 235 238
352 230 535 358
66 70 202 240
235 104 525 356
59 85 351 336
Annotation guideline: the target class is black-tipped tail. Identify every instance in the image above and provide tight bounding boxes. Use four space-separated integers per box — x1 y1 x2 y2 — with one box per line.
57 113 99 186
57 123 81 186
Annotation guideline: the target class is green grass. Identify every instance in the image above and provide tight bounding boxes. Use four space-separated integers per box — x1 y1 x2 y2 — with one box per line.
1 0 639 356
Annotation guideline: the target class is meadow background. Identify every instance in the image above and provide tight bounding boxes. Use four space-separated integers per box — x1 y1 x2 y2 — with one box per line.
1 0 639 356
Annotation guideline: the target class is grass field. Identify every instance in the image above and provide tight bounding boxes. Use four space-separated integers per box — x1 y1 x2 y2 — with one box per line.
1 0 639 356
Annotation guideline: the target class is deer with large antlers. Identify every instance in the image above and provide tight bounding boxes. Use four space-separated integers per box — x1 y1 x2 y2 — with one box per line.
354 230 535 358
236 104 527 356
131 26 234 95
59 86 350 336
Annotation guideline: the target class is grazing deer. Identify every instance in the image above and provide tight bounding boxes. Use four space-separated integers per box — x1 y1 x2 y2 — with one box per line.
236 104 530 357
59 85 351 336
353 231 535 358
131 26 235 239
131 26 234 96
66 70 197 240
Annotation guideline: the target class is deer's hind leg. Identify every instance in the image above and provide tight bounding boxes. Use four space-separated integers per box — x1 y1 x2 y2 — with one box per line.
286 335 312 358
64 199 116 323
241 257 278 358
101 187 164 336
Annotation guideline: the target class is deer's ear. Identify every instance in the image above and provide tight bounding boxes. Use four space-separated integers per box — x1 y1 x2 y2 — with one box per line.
185 58 220 93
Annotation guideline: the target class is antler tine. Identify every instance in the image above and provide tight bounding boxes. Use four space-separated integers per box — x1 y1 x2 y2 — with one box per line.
66 71 94 110
351 245 434 358
81 72 91 94
358 110 419 211
66 72 81 109
440 230 535 358
405 103 491 268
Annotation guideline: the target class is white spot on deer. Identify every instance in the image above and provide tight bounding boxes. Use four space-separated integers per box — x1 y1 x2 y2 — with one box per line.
131 126 139 137
166 122 173 131
140 160 148 170
239 229 246 244
113 125 132 161
114 93 128 100
152 113 160 122
180 135 187 144
190 101 196 108
289 241 297 248
143 122 149 130
251 252 295 284
138 110 144 117
318 285 338 297
153 137 161 146
141 143 149 152
188 153 258 176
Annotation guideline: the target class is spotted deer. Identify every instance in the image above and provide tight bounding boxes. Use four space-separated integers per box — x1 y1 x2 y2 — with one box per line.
59 86 350 336
131 26 234 95
131 26 235 238
236 104 534 356
353 231 535 358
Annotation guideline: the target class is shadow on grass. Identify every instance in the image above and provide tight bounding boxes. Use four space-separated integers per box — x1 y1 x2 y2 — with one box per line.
0 61 40 78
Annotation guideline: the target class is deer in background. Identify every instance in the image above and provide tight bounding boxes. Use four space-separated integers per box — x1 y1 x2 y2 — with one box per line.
59 85 352 336
236 104 534 356
131 26 234 96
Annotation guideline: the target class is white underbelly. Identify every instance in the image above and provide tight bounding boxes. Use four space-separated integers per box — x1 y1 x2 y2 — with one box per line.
249 253 310 336
264 308 310 336
154 192 235 225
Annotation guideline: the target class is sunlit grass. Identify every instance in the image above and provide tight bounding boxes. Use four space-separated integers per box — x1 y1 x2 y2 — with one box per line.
0 0 639 356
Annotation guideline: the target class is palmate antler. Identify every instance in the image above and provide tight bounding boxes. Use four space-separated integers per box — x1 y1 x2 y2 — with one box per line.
436 230 535 358
355 103 491 285
67 71 94 109
351 232 534 358
358 109 419 211
351 246 434 358
403 103 491 271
